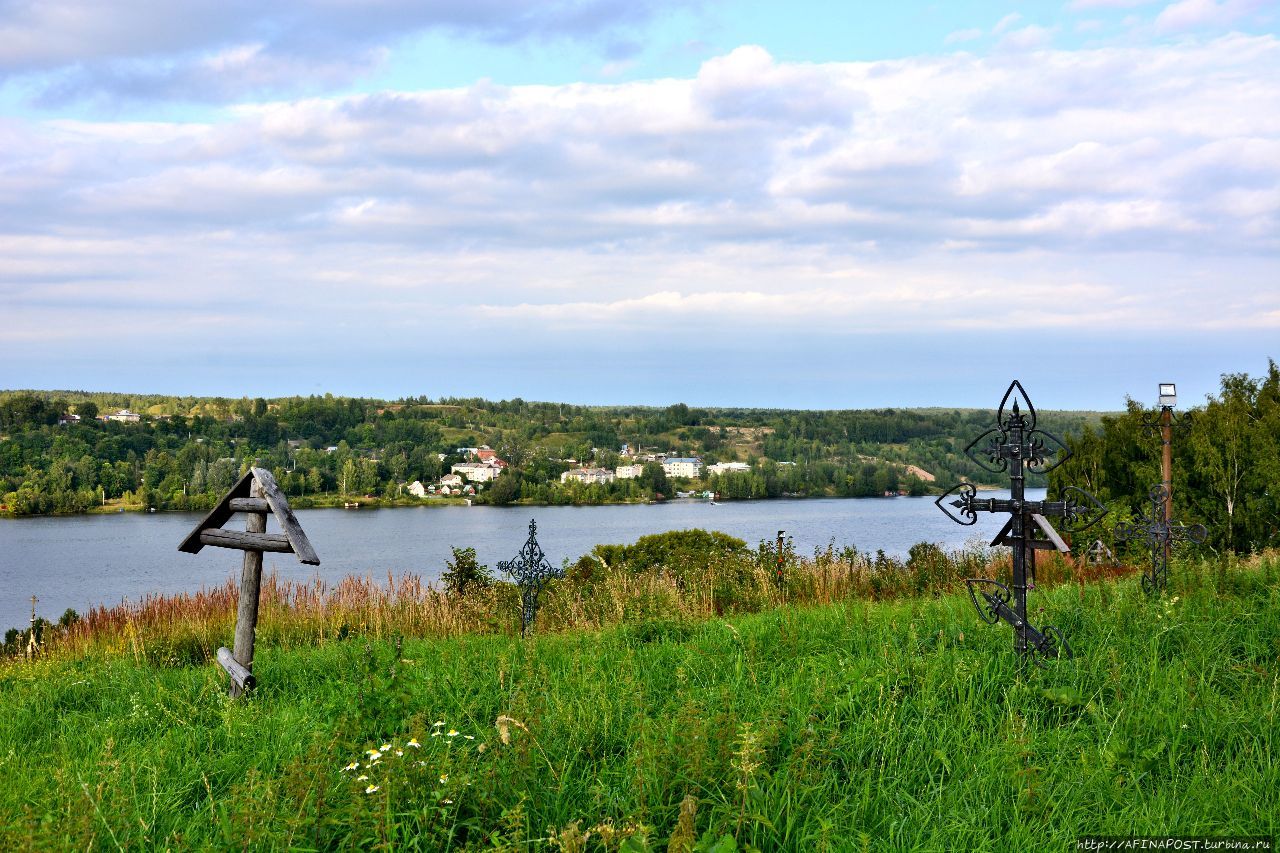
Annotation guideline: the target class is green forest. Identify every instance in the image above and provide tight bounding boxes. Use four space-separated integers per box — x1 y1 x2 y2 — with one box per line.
1048 360 1280 555
0 389 1102 516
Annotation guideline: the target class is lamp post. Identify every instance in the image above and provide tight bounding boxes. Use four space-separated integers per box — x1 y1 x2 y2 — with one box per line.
1141 382 1193 579
1157 383 1177 526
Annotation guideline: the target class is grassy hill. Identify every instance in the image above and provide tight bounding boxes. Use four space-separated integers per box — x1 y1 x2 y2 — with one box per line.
1 550 1276 850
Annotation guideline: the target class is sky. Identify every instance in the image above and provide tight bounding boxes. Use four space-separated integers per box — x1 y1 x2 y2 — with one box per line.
1 0 1277 411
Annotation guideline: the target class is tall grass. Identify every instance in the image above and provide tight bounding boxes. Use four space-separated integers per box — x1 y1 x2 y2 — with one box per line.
12 537 1121 667
0 550 1276 850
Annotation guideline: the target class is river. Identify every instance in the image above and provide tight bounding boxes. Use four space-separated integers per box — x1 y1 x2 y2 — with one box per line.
0 491 1042 631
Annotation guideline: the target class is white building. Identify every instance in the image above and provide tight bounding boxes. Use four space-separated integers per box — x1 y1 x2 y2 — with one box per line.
561 467 616 485
707 461 752 476
407 480 427 497
662 457 702 478
439 474 464 488
451 462 503 483
107 410 141 423
615 464 643 480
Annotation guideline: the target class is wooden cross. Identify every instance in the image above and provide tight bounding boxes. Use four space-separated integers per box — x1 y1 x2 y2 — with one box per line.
25 595 39 660
179 467 318 695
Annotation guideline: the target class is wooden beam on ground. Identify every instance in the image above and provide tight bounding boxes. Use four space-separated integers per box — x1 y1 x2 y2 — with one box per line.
216 646 256 693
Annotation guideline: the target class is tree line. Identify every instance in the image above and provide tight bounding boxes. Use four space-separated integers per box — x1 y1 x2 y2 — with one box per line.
0 389 1105 515
1048 360 1280 554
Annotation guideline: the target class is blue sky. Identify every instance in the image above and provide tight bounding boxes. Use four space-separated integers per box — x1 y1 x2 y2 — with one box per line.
1 0 1277 410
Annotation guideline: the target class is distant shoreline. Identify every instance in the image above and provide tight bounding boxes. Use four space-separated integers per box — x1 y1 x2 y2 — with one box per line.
0 484 1015 520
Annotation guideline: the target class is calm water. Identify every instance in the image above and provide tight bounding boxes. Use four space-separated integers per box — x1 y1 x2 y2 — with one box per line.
0 491 1041 631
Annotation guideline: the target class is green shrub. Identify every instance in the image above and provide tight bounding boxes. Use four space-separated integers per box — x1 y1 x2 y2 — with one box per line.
440 546 493 598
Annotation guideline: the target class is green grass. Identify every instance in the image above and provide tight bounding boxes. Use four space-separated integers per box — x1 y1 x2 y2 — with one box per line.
1 557 1277 851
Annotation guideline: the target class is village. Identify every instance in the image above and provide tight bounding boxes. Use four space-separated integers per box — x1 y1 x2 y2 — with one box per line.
403 445 758 498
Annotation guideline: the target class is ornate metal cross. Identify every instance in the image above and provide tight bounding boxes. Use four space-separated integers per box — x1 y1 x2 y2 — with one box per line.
1116 484 1206 594
936 381 1106 664
498 519 564 636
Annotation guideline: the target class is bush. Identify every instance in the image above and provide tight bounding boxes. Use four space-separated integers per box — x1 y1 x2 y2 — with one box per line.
440 547 493 598
593 529 748 580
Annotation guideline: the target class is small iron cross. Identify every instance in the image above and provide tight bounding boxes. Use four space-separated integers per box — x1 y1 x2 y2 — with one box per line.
498 519 564 636
1116 484 1206 594
937 381 1106 664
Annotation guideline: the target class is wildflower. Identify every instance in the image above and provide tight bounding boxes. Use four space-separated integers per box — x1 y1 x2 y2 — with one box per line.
365 785 380 794
442 798 453 804
366 749 382 760
407 738 421 749
416 760 427 767
1181 723 1189 729
431 731 442 738
395 750 404 757
341 763 359 772
433 720 444 728
357 775 369 782
463 735 475 740
380 743 392 752
447 729 459 737
439 774 449 784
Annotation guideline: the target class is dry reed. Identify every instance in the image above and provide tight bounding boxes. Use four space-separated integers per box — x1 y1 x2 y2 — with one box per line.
8 539 1164 667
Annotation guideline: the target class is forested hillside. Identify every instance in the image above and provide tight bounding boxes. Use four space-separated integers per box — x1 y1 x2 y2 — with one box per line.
0 390 1104 515
1049 360 1280 554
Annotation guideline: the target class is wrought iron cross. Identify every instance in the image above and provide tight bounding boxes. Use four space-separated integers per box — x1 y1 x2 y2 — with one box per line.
1116 484 1206 594
498 519 564 636
936 381 1106 663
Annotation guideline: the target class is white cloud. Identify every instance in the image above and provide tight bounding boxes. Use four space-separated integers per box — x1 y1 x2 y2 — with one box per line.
1155 0 1268 32
0 0 706 103
944 28 984 45
2 36 1278 377
1068 0 1158 9
996 24 1058 51
993 13 1024 34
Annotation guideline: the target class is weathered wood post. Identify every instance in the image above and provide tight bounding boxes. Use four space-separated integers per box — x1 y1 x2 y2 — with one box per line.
231 478 267 696
179 467 318 696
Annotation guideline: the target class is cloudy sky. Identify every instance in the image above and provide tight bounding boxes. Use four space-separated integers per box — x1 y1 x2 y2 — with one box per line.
1 0 1277 409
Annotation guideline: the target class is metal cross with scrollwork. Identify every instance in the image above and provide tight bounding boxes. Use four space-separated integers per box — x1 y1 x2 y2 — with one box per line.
936 381 1107 664
498 519 564 636
1116 484 1206 595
